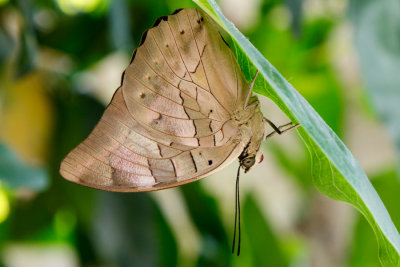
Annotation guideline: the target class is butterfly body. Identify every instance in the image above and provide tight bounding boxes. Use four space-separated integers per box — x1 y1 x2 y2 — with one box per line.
232 99 266 172
59 8 272 192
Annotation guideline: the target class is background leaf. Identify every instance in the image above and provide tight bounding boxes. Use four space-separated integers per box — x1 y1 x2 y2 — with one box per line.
243 195 288 267
181 183 231 266
93 192 177 267
349 0 400 177
0 143 48 191
193 0 400 265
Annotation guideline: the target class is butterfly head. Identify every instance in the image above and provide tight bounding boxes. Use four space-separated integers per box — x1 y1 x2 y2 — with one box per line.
239 150 264 173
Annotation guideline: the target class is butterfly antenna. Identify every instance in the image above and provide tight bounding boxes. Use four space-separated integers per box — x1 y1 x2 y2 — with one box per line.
244 70 259 109
237 168 241 256
232 165 242 256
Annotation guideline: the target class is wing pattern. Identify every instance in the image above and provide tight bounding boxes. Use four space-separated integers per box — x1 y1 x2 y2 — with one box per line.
60 8 250 192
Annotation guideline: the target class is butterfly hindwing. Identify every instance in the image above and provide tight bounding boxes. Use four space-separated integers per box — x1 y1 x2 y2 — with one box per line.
60 90 244 191
60 8 250 192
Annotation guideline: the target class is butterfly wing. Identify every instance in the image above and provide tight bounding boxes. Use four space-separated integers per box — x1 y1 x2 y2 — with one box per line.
60 89 245 192
59 8 250 192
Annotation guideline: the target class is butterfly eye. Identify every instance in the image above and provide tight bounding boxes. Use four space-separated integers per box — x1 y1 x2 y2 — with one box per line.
242 157 255 168
259 154 264 163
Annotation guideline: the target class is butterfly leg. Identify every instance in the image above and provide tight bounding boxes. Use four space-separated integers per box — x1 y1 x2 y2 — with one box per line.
243 70 259 109
264 118 300 139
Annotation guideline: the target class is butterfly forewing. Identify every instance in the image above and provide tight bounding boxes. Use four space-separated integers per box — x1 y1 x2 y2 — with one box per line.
59 8 251 192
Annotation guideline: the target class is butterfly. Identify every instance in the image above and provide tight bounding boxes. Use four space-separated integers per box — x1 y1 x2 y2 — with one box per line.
59 7 298 255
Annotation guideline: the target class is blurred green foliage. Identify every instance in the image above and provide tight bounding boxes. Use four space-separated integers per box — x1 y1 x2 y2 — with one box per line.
1 0 400 266
198 0 400 265
349 0 400 177
0 143 48 191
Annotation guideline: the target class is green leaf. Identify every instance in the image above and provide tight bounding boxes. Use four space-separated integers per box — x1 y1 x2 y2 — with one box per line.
0 143 48 191
194 0 400 265
350 170 400 267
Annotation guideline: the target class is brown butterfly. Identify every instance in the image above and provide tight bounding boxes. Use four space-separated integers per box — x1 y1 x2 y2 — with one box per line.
59 8 298 255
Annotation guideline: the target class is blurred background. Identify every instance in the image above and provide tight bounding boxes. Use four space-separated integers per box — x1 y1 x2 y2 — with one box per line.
1 0 399 266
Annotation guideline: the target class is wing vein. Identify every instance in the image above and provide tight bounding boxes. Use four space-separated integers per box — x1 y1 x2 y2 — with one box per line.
135 49 206 111
83 137 175 173
65 155 159 179
114 95 235 145
94 125 186 160
121 101 232 139
148 30 192 82
75 146 174 177
107 103 187 151
186 12 212 97
120 88 232 139
189 151 198 172
186 11 233 115
170 159 177 177
124 70 218 120
165 20 195 83
123 88 214 121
